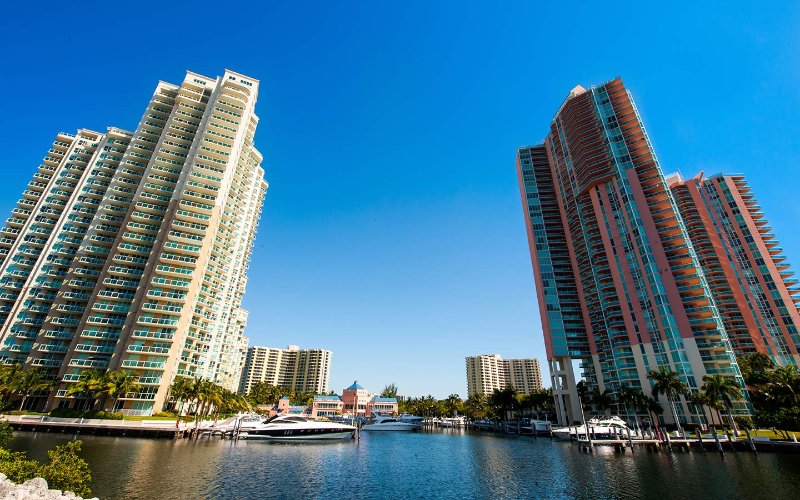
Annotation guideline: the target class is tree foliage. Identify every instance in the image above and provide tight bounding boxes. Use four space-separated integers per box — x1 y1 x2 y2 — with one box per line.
380 384 398 398
38 441 92 497
0 424 92 497
739 354 800 433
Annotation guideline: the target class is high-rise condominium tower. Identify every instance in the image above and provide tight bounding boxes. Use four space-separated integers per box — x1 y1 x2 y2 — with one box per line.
517 78 749 426
0 70 267 415
668 173 800 365
239 345 332 395
465 354 543 397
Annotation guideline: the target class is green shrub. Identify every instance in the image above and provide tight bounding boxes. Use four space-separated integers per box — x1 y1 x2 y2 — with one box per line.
734 415 754 430
83 410 123 420
0 421 93 496
0 422 13 449
153 411 177 418
0 448 40 484
38 441 92 497
48 407 81 418
48 408 123 420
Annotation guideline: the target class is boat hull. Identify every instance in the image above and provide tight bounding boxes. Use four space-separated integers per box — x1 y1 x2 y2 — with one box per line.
241 428 355 440
361 423 420 431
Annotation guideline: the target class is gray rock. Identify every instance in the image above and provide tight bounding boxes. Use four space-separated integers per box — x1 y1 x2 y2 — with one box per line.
0 477 90 500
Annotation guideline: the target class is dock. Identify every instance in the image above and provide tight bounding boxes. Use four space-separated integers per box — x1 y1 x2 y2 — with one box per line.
574 436 800 453
1 414 212 439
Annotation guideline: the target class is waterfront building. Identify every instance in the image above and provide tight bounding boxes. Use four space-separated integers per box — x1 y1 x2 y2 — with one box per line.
341 381 370 416
0 70 267 415
239 345 332 395
311 395 344 418
505 358 544 395
367 396 398 416
516 78 751 426
667 173 800 366
465 354 543 397
274 396 310 416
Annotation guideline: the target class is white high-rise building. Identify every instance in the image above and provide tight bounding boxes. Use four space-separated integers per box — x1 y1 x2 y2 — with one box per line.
466 354 543 397
0 69 267 415
240 345 332 395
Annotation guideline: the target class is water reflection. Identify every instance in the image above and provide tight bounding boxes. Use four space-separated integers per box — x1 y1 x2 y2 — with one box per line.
9 431 800 499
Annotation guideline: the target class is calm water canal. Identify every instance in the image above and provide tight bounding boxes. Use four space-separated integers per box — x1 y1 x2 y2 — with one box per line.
10 429 800 499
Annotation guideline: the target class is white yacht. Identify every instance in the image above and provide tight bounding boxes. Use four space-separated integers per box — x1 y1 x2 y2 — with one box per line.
398 413 424 426
361 414 421 431
520 418 552 435
439 416 467 428
552 416 631 441
239 414 356 441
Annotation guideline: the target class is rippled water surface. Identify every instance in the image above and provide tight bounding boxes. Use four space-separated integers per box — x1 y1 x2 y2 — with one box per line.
10 429 800 499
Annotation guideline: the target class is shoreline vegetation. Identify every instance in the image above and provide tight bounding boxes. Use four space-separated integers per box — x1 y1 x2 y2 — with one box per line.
0 421 93 497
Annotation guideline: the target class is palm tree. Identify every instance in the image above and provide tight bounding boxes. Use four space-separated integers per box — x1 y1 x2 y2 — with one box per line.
690 391 716 427
169 377 191 416
12 368 55 412
488 386 518 421
737 352 774 386
102 370 141 413
444 394 462 417
66 369 106 410
645 396 663 434
380 384 398 398
648 367 688 436
701 374 743 435
463 393 488 420
619 386 647 430
763 365 800 407
590 388 614 417
0 364 23 409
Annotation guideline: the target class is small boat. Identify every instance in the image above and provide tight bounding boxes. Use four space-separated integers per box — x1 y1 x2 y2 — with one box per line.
361 414 421 431
239 414 356 441
472 419 496 431
519 418 552 435
439 416 466 428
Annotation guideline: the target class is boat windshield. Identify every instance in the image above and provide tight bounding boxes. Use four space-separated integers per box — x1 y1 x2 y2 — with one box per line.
264 415 308 424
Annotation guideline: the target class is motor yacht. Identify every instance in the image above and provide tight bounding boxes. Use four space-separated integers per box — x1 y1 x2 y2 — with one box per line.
239 414 356 441
519 418 552 435
398 413 424 426
552 416 631 441
361 414 421 431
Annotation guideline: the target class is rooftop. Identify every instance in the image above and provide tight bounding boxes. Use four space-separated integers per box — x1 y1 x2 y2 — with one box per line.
314 395 341 401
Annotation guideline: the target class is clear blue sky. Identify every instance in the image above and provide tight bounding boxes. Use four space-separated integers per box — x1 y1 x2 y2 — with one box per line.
1 2 799 398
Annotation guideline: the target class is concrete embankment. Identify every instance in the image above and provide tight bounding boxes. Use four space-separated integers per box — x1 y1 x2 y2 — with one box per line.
2 414 215 439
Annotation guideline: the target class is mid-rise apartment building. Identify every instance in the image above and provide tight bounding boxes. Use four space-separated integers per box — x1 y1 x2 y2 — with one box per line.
505 358 544 395
465 354 543 397
0 69 267 415
239 345 332 395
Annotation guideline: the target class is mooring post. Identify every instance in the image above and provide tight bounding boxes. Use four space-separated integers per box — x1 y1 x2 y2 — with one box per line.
744 428 756 453
712 427 723 455
626 427 634 454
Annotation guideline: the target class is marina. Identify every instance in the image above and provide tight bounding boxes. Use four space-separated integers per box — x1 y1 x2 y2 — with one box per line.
8 428 800 499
